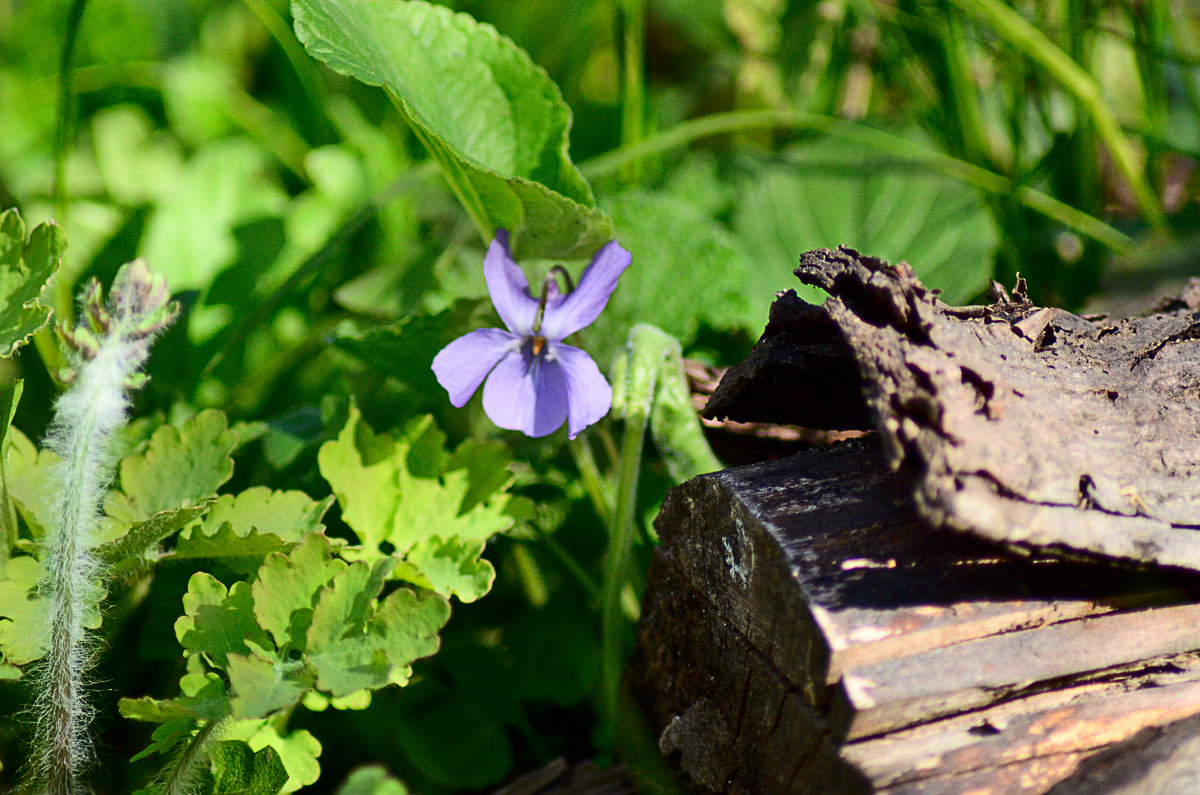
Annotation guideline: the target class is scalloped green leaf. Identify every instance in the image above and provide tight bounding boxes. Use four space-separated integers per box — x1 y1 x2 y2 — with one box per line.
394 537 494 606
173 522 293 576
251 533 345 650
0 554 103 669
0 209 63 357
337 766 409 795
227 649 312 720
291 0 611 259
0 555 48 667
210 739 289 795
194 487 334 543
306 572 449 698
225 722 322 795
5 426 59 541
317 408 514 601
106 410 239 524
175 573 272 668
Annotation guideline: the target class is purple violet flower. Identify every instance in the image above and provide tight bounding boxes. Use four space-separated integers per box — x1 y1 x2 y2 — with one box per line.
432 230 632 439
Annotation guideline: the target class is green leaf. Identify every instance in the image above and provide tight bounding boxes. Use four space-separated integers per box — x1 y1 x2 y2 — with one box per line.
337 766 409 795
224 722 322 795
5 426 59 541
121 672 231 763
0 555 48 667
0 209 63 357
318 408 514 601
226 649 312 720
292 0 611 259
0 378 24 554
251 533 345 650
334 300 487 400
306 575 449 698
96 503 213 572
172 522 293 577
733 140 999 305
139 139 288 294
196 487 334 543
175 573 273 668
594 190 761 354
165 487 331 576
210 740 289 795
394 537 494 606
106 410 240 525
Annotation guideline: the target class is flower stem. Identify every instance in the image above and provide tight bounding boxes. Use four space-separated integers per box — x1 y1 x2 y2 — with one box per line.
569 436 613 529
601 325 661 731
31 262 176 794
39 341 133 793
618 0 646 184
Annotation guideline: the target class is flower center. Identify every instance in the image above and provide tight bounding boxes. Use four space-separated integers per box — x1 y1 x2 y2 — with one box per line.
531 335 546 356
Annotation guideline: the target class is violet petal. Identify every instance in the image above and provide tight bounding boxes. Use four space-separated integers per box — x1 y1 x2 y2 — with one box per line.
431 327 518 407
549 342 613 439
481 348 569 437
484 230 538 335
539 240 631 341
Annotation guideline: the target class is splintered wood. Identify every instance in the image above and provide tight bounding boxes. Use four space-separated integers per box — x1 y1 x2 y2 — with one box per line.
631 441 1200 793
632 248 1200 793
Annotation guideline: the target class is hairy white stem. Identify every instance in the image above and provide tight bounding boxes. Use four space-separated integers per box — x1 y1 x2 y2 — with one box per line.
28 261 175 795
36 342 141 794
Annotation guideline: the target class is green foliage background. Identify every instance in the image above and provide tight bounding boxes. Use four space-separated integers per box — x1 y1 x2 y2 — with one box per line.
0 0 1199 791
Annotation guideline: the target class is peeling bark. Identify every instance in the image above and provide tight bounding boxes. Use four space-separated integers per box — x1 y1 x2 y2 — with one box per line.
709 246 1200 572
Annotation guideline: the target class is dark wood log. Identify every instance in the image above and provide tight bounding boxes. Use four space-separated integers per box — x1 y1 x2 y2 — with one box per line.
634 251 1200 792
631 437 1200 793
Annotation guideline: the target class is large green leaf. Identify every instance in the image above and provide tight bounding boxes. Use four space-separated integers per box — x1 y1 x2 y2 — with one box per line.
292 0 611 259
734 140 999 305
0 209 63 357
592 190 762 353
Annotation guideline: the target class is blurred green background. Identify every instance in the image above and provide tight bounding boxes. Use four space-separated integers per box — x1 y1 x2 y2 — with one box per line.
2 0 1199 791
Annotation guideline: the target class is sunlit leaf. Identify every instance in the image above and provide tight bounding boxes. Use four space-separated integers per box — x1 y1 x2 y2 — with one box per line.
292 0 611 259
251 533 345 651
210 740 289 795
175 573 272 668
105 410 239 524
318 408 513 601
172 522 293 577
0 555 48 667
336 765 409 795
225 721 323 795
593 190 761 354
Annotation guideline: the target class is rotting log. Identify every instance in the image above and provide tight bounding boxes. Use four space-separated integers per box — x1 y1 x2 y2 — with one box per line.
631 248 1200 793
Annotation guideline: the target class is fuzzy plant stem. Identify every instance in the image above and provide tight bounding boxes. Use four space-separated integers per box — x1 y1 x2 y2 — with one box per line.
32 261 176 795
